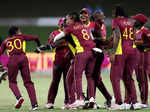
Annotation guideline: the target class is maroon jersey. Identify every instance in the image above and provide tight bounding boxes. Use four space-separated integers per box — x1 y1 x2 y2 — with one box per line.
135 26 150 51
101 24 106 40
112 17 136 54
64 22 96 53
47 29 71 66
86 21 101 38
47 29 70 56
0 34 38 56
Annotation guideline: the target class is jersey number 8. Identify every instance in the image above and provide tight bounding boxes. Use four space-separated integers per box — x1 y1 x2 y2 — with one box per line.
81 29 90 40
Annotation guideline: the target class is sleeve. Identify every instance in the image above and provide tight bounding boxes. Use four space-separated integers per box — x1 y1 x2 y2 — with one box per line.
141 29 150 48
47 32 56 45
53 32 65 42
0 40 7 56
22 35 38 41
112 19 118 29
22 35 41 46
144 29 150 39
64 25 72 34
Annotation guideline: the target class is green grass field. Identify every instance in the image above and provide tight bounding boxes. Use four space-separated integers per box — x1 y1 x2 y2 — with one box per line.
0 72 150 112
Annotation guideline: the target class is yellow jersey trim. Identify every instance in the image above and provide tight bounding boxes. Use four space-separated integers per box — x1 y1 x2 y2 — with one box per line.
71 34 84 53
23 40 26 52
67 42 76 56
87 22 91 27
115 34 122 55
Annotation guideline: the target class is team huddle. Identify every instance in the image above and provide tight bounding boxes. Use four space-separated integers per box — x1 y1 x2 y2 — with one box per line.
0 4 150 111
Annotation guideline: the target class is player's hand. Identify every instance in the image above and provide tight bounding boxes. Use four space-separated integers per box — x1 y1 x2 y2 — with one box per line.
0 71 8 83
109 53 115 63
0 64 8 83
46 44 53 51
34 45 45 53
135 41 144 51
34 47 41 53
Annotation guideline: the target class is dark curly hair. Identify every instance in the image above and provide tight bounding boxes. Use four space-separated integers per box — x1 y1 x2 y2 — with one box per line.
113 4 128 17
67 12 80 22
8 26 19 36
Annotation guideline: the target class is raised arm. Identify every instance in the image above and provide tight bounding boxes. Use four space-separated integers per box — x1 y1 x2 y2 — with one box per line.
22 35 41 47
53 32 65 42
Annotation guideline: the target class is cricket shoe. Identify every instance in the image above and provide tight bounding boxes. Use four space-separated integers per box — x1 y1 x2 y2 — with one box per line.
69 99 84 109
109 104 125 110
93 103 101 109
61 104 70 110
104 96 115 108
45 103 54 109
123 103 131 110
88 97 96 108
131 103 142 110
0 70 7 83
82 100 89 109
30 104 38 111
140 104 149 108
15 97 24 109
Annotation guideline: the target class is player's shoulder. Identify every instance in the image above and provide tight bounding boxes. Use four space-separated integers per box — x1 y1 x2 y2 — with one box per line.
14 34 24 39
143 26 149 31
50 29 62 37
72 22 84 30
142 27 150 35
53 29 62 33
112 18 119 22
113 17 127 22
5 35 21 41
90 21 96 25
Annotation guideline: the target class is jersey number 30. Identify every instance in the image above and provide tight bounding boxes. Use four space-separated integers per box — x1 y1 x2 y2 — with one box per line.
7 39 22 52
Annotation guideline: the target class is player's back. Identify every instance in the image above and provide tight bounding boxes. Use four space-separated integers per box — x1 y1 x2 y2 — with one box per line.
113 17 135 54
5 35 25 56
65 22 96 53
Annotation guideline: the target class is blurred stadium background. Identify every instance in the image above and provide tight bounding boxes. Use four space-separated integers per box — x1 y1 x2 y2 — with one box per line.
0 0 150 111
0 0 149 72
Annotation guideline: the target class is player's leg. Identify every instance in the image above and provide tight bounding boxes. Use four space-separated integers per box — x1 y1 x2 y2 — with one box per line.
20 55 38 110
74 52 87 100
7 56 23 109
93 52 112 107
62 62 70 105
64 61 76 109
124 88 131 104
146 51 150 80
141 52 149 105
0 63 8 83
68 52 90 109
133 52 148 105
110 55 124 105
47 62 63 106
84 52 97 108
92 52 104 98
123 54 139 109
